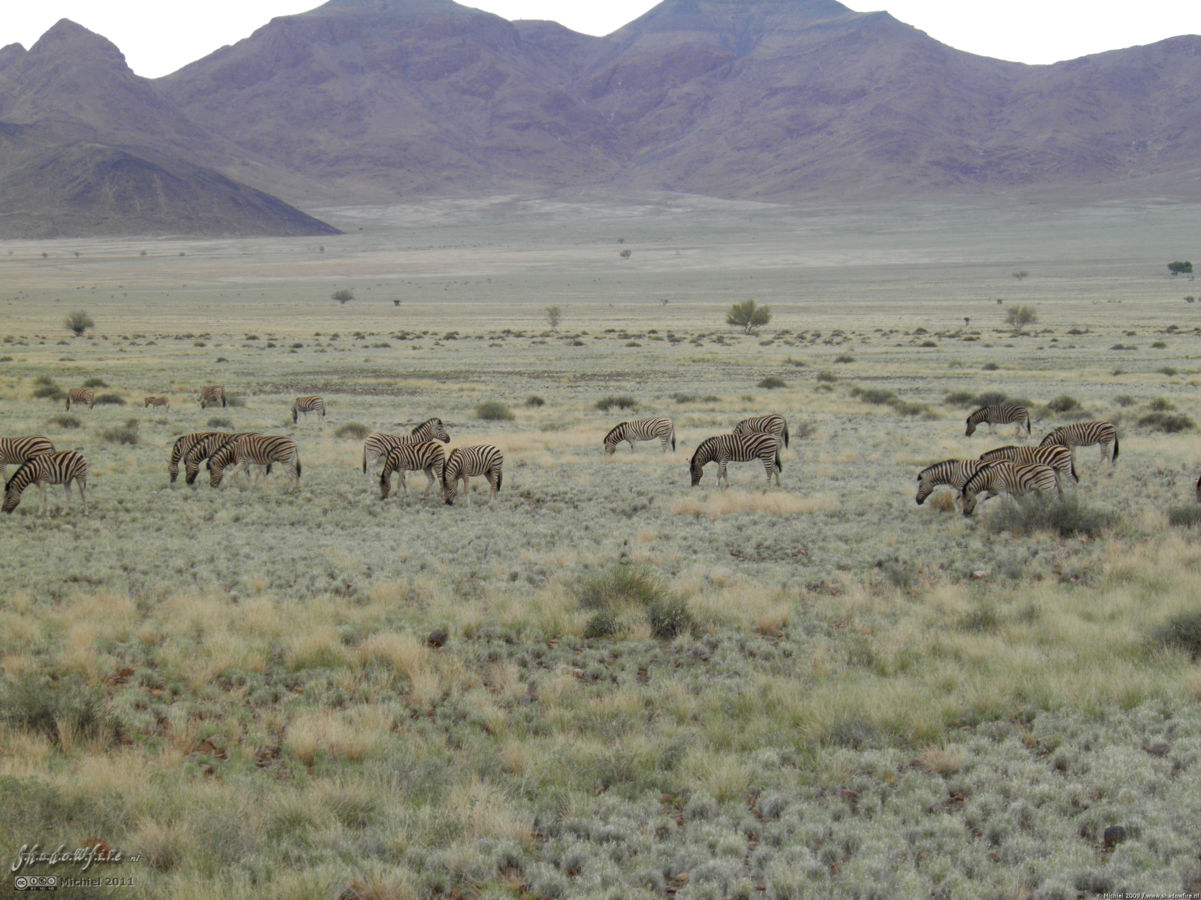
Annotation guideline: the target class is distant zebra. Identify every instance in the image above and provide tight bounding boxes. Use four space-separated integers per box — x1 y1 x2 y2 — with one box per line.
362 418 451 475
379 441 446 501
979 444 1078 485
184 432 254 485
965 405 1030 437
66 388 95 411
209 434 300 491
1040 421 1119 465
960 461 1059 517
292 395 325 423
443 445 503 505
3 450 88 515
144 396 170 410
915 459 991 506
733 414 789 448
169 432 222 483
603 417 675 454
0 436 55 482
199 385 227 409
689 433 781 488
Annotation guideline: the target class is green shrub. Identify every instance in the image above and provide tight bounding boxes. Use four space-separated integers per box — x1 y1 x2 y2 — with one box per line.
647 597 694 640
1114 395 1136 407
100 425 138 445
94 393 125 406
33 384 64 400
985 494 1116 539
1 672 109 747
82 377 107 388
981 362 999 371
815 371 838 383
1151 611 1201 659
834 354 854 363
577 565 663 611
973 391 1009 407
335 423 370 440
1138 412 1194 433
1167 505 1201 528
850 387 898 406
47 415 81 429
1158 366 1179 376
525 396 546 407
476 401 514 421
596 396 637 413
1046 395 1080 413
206 417 234 429
944 391 976 406
757 376 786 389
583 611 619 640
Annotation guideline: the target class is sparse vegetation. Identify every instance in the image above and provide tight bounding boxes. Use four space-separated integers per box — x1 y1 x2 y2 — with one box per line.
545 305 562 328
332 288 354 304
1004 304 1037 332
475 400 514 420
726 298 771 333
596 395 637 412
335 422 370 439
64 310 94 337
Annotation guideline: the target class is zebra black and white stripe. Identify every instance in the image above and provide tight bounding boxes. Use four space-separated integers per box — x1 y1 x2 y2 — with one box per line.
66 388 95 411
144 396 170 409
443 445 503 505
960 461 1059 516
199 385 227 409
0 435 55 481
689 433 781 488
915 459 991 506
733 414 790 448
979 444 1078 485
209 434 300 491
603 418 675 455
292 395 325 423
169 432 222 483
1040 422 1119 464
185 432 255 485
379 441 446 501
3 450 88 515
362 418 451 475
965 405 1030 437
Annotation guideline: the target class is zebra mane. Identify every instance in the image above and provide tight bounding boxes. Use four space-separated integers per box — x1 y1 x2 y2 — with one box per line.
603 423 626 444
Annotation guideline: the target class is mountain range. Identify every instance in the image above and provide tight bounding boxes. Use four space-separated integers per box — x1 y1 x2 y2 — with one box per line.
1 0 1200 238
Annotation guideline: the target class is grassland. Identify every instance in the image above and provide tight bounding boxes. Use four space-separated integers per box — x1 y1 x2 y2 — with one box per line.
3 195 1201 898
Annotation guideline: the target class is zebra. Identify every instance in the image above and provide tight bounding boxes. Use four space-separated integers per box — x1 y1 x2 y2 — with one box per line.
183 432 254 485
362 418 451 475
1040 421 1119 466
733 414 790 448
442 445 503 505
689 433 781 488
915 459 991 506
959 461 1060 517
199 385 227 409
66 388 95 411
0 436 56 482
965 405 1030 437
379 441 446 501
169 432 222 483
144 396 170 410
292 395 325 423
979 444 1078 486
209 434 300 491
3 450 88 515
603 418 675 455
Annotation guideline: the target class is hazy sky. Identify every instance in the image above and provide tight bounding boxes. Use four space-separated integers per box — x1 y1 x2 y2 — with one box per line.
4 1 1200 78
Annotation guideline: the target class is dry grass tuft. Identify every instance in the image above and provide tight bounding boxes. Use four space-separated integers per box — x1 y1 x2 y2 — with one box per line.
670 490 839 518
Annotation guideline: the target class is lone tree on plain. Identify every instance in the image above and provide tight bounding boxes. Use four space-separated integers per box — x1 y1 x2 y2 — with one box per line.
727 299 771 334
1005 304 1037 333
65 311 94 337
332 288 354 304
1168 261 1193 276
546 305 562 329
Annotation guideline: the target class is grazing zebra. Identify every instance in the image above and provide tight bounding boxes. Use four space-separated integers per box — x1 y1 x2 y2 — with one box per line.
965 405 1030 437
960 461 1059 517
199 385 227 409
144 396 170 410
603 417 675 455
65 388 95 411
733 414 790 448
362 418 451 475
379 441 446 501
689 433 781 488
209 434 300 491
292 395 325 423
183 432 252 485
0 435 55 481
3 450 88 515
979 444 1078 485
1040 421 1119 465
915 459 991 506
168 432 222 483
443 445 503 505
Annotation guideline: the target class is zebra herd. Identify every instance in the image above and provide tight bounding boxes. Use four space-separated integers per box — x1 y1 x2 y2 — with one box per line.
918 405 1122 516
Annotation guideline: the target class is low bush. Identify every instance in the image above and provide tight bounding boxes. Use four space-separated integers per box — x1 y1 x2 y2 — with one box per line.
206 417 234 429
850 387 898 406
0 671 109 747
1138 412 1194 434
1046 395 1080 413
100 424 139 445
82 377 107 388
973 390 1009 407
596 396 637 412
985 494 1116 539
1167 505 1201 528
33 384 64 401
47 415 81 429
95 393 125 406
577 565 663 611
335 423 370 440
525 396 546 407
476 401 515 421
1150 611 1201 660
647 597 694 640
757 376 786 389
944 391 976 406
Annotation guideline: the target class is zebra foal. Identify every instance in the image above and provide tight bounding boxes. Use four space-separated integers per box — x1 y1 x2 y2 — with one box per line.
379 441 446 501
292 395 325 423
1040 422 1119 466
689 433 781 488
965 404 1030 437
960 461 1059 517
66 388 95 411
0 436 55 481
443 445 503 505
3 450 88 515
603 417 675 454
144 396 170 410
733 414 789 448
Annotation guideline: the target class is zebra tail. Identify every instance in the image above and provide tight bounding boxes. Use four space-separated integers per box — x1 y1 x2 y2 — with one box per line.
296 455 302 479
1113 434 1119 462
1070 459 1079 483
1025 417 1031 434
671 429 676 452
362 447 367 473
783 423 790 448
496 469 503 492
775 445 782 472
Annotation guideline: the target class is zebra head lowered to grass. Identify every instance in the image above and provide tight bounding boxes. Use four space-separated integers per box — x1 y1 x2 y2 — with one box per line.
733 414 789 448
959 460 1059 517
0 435 55 482
292 395 325 423
1040 421 1119 466
209 434 299 491
3 450 88 515
168 432 222 483
65 388 95 411
689 432 780 489
603 417 675 455
915 459 990 506
379 441 446 501
965 404 1030 437
442 445 503 505
199 385 226 409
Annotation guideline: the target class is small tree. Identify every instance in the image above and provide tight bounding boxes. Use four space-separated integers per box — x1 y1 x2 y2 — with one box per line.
332 288 354 304
726 299 771 334
65 311 94 337
1169 261 1194 276
546 305 562 329
1004 305 1037 333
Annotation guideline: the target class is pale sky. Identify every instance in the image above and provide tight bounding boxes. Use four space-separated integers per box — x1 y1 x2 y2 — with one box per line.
3 0 1200 78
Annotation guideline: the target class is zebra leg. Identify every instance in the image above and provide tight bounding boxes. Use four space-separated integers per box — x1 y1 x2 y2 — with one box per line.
487 471 499 502
422 468 437 497
717 461 728 488
462 475 472 506
78 477 87 516
37 481 49 515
